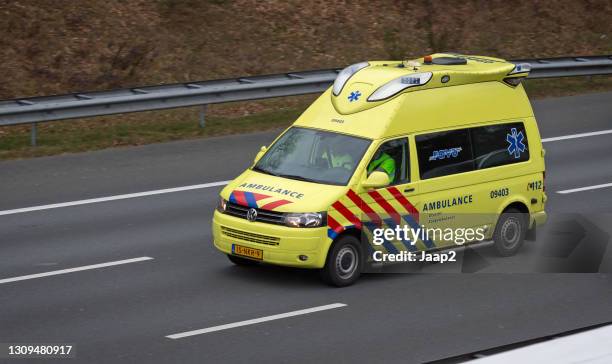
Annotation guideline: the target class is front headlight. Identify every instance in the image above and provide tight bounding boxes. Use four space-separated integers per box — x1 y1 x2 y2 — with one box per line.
283 212 327 228
332 62 369 96
217 197 227 213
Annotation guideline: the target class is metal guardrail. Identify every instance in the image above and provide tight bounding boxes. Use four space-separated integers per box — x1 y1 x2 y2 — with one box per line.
513 55 612 78
0 55 610 145
0 69 341 127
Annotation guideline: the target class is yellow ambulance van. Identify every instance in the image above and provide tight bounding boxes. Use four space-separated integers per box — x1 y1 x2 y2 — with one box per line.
213 53 547 286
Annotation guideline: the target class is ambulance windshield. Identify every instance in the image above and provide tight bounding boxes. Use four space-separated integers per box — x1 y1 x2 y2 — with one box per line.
253 127 371 185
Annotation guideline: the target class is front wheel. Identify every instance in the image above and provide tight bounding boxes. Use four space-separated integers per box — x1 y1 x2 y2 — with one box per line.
320 235 362 287
493 208 527 256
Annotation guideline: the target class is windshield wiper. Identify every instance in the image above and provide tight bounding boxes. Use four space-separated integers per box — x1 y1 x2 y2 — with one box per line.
252 166 278 176
275 173 318 183
253 167 317 183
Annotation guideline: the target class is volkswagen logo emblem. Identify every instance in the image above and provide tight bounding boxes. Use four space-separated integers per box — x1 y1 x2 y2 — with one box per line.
246 208 257 222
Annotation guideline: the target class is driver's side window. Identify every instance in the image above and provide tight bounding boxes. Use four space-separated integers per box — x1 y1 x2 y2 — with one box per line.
368 138 409 186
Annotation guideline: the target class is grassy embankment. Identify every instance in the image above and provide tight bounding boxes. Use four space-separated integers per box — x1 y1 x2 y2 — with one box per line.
1 1 611 159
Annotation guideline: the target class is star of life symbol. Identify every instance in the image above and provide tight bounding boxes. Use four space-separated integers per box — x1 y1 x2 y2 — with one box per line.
348 91 361 102
506 127 526 159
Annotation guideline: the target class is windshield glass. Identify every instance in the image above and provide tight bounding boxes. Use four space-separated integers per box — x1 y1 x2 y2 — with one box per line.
254 127 371 185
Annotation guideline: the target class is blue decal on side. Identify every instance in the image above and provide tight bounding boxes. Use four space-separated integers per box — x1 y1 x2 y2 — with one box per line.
348 91 362 102
382 217 418 252
327 224 356 242
506 127 526 158
363 221 399 254
400 214 435 249
429 147 462 161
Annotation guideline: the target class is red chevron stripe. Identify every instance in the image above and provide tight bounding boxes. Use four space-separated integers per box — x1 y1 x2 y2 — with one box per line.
232 190 247 206
331 201 362 229
387 186 419 222
252 193 271 201
327 215 345 233
346 189 382 226
260 199 292 210
368 190 401 225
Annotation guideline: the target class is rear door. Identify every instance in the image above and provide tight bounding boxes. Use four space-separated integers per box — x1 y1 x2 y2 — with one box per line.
470 121 532 226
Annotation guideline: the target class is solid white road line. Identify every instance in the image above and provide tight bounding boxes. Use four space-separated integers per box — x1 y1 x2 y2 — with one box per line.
2 128 612 217
166 303 347 339
542 129 612 143
543 130 612 195
0 180 231 216
557 182 612 194
0 257 154 284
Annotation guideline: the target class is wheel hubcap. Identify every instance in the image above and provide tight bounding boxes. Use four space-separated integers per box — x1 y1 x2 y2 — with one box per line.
335 246 357 279
501 217 521 249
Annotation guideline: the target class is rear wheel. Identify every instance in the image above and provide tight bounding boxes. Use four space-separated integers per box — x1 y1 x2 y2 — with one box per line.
493 208 527 256
320 235 362 287
227 254 258 266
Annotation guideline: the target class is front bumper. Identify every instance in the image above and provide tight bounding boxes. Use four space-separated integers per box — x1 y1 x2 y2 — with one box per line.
212 210 330 269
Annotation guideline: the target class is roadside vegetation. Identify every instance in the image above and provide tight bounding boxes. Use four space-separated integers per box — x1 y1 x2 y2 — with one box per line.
0 1 611 159
2 76 611 160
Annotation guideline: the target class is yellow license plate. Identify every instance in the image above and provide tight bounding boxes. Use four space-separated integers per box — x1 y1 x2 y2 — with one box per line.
232 244 263 260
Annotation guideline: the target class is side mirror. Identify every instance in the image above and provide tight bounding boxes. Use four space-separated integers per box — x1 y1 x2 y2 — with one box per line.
362 171 390 189
254 145 267 164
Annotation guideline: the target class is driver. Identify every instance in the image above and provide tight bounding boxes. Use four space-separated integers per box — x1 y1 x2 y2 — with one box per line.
329 143 355 170
368 147 396 183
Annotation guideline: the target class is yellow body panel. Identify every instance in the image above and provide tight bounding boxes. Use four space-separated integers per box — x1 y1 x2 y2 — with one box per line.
295 81 532 140
212 53 547 269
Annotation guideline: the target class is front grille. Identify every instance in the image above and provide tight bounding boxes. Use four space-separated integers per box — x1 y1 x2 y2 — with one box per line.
225 201 285 225
221 226 280 246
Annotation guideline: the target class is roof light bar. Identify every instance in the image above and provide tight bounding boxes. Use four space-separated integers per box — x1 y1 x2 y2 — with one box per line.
367 72 433 102
332 62 369 96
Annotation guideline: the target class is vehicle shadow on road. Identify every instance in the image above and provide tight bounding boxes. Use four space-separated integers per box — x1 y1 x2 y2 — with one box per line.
211 238 559 289
215 261 413 288
217 263 326 288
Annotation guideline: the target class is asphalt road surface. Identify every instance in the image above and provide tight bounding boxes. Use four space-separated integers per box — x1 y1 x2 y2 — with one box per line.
1 92 612 363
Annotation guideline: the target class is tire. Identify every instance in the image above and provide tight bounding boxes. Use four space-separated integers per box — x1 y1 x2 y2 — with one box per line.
493 208 527 257
320 235 362 287
227 254 258 266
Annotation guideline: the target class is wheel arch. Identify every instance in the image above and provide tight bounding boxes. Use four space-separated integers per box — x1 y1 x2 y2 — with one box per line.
493 199 532 235
329 227 367 261
502 200 529 215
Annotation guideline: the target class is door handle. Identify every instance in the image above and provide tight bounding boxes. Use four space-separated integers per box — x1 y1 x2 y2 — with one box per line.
404 187 415 193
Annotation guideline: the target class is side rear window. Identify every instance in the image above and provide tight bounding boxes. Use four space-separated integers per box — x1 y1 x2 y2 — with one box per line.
472 122 529 169
416 121 530 180
416 129 474 180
